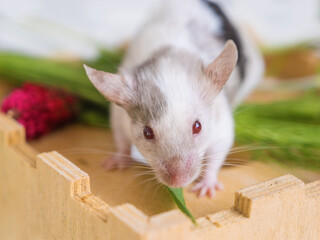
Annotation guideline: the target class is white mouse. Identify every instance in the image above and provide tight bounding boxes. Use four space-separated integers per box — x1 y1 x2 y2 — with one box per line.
84 0 264 197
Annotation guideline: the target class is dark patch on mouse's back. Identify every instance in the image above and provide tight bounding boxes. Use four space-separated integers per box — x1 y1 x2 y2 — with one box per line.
127 58 168 123
202 0 247 80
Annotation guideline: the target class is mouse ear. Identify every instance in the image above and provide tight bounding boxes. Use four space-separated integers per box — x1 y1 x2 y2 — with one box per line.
84 65 133 108
205 40 238 93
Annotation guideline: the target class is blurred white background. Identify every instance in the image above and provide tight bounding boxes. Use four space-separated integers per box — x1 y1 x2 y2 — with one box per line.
0 0 319 58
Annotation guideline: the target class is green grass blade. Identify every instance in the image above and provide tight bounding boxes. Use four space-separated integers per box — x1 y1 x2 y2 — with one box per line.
235 91 320 169
0 51 123 107
167 187 197 224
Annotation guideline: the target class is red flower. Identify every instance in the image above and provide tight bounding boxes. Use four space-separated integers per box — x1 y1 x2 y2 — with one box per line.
1 83 78 140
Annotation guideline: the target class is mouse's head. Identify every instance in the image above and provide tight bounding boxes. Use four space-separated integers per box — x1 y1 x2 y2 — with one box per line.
85 40 238 187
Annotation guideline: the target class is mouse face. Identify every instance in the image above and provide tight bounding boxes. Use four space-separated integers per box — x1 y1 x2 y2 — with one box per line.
126 50 213 187
129 104 211 187
85 41 238 188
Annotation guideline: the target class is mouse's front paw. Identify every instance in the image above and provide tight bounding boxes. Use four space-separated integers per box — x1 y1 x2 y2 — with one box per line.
190 179 224 198
102 153 132 171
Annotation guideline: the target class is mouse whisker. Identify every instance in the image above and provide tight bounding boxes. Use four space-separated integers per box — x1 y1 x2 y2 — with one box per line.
123 176 158 196
202 156 251 163
221 163 252 168
112 172 158 197
202 145 282 159
229 146 282 154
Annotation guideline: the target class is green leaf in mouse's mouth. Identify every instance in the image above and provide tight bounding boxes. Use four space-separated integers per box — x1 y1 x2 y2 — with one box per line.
167 187 197 225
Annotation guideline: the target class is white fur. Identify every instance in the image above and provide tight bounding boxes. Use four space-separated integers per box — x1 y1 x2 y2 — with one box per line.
121 0 224 70
110 0 263 192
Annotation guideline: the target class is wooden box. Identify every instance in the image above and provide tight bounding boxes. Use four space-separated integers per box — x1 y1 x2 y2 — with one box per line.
0 113 319 240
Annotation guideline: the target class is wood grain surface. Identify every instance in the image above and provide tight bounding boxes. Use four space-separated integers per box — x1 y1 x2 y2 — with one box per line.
29 122 320 218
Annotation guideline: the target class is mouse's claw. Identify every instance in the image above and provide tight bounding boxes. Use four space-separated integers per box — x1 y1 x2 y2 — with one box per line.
190 180 224 198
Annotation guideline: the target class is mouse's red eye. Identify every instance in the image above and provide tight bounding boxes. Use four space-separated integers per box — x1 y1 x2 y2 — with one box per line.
143 126 155 140
192 120 201 134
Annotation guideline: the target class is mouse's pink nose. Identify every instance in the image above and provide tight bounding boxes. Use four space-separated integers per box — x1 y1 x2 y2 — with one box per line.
164 157 193 187
168 171 184 187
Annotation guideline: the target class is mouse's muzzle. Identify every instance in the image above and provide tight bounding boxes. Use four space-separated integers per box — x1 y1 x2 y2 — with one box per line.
157 156 199 188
